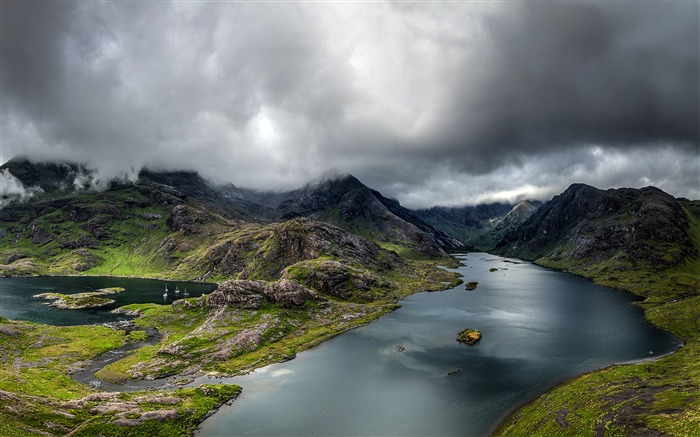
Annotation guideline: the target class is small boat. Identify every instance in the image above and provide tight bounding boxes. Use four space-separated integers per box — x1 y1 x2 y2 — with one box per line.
175 286 180 294
447 368 460 375
163 291 168 298
165 282 168 292
183 288 189 297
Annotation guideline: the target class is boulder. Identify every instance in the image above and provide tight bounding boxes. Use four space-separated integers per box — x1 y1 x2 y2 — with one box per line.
206 279 318 310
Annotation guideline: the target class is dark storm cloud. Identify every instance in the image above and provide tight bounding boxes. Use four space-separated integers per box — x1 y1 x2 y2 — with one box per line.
423 1 699 173
1 1 698 206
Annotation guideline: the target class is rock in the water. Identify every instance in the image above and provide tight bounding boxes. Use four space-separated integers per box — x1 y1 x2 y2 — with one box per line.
456 328 482 345
465 282 478 290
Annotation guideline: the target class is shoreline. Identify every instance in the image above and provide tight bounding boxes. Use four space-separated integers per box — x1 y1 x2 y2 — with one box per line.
486 251 690 436
2 271 220 284
487 339 684 436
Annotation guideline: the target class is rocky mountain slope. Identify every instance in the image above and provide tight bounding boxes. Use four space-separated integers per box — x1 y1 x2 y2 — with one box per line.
244 174 465 257
494 184 699 295
0 157 464 437
1 158 462 260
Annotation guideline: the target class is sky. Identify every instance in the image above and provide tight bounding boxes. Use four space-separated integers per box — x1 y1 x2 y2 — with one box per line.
1 1 699 209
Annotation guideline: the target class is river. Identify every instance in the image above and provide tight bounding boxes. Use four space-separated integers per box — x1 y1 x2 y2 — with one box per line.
192 253 680 436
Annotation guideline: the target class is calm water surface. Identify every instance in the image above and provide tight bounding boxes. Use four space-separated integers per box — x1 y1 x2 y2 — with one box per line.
0 276 217 325
194 253 680 437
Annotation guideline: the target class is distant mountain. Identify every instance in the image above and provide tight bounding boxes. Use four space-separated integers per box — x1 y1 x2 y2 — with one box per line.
1 159 464 259
413 200 541 249
494 183 700 296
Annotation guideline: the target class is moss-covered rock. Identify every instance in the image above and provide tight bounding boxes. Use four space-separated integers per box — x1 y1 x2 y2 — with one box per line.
456 329 482 345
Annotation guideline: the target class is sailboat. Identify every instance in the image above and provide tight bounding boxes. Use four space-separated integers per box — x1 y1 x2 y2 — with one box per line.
163 282 168 298
183 288 189 297
175 286 180 294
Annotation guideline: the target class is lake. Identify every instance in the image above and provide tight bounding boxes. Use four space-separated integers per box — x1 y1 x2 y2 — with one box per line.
193 253 680 436
0 276 217 325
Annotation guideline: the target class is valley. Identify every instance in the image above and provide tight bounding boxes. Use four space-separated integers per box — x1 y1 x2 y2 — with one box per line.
0 157 699 436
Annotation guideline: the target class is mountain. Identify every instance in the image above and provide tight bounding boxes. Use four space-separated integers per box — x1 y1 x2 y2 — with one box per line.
137 169 271 221
0 156 87 192
496 184 698 271
0 158 460 301
243 174 467 257
413 200 541 249
0 159 469 437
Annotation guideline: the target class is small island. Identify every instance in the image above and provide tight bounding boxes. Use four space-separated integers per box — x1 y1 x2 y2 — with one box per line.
465 281 478 290
489 268 498 272
456 328 482 345
34 287 126 309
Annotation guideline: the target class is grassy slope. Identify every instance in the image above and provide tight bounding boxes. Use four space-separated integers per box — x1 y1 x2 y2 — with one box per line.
494 203 700 436
0 317 240 437
0 186 172 277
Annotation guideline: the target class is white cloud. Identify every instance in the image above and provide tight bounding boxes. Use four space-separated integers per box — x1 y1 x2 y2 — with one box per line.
0 169 44 208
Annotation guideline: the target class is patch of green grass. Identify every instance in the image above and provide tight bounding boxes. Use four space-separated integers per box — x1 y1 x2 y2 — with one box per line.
0 322 128 399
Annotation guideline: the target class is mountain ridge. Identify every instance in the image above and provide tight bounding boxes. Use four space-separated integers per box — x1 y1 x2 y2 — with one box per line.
1 159 465 258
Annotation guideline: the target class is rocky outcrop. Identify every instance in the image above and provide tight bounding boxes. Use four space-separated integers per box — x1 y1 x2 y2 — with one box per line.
206 279 318 310
70 248 103 272
4 252 26 264
81 216 112 240
281 259 393 301
59 234 97 250
30 221 53 245
264 279 319 306
167 204 213 235
465 282 478 291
